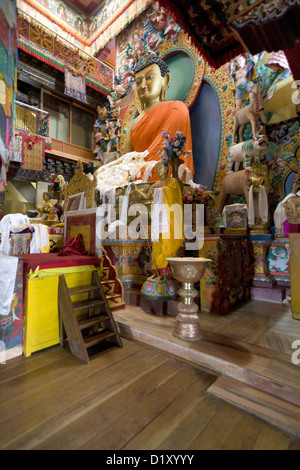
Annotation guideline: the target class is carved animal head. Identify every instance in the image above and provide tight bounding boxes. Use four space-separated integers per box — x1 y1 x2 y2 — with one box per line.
252 135 269 150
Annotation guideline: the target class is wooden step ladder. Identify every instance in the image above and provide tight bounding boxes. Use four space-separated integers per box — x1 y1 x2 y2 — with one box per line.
58 270 123 364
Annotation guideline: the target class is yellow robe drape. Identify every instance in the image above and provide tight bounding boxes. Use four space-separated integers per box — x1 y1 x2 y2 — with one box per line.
152 177 184 272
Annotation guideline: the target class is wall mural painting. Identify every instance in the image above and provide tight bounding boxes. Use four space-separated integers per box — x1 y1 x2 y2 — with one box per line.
18 0 151 59
268 119 300 202
18 0 89 41
90 0 152 55
115 5 183 106
89 0 129 37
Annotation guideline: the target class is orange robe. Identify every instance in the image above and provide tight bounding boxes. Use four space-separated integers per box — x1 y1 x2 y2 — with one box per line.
130 101 194 182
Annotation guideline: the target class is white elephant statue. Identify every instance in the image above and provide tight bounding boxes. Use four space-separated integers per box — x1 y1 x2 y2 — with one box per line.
227 135 269 173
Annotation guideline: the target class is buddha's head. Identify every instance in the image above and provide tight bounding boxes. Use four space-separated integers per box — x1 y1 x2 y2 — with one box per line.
134 56 170 110
43 192 50 202
156 160 169 179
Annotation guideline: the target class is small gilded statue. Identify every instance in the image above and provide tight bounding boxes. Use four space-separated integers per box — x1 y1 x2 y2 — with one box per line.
246 160 269 231
132 160 184 279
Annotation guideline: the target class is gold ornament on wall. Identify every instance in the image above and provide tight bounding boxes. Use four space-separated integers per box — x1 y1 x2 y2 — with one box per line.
202 63 237 200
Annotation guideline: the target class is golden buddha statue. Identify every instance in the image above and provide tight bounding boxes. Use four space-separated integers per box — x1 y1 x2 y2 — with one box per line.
37 192 54 219
93 56 194 241
122 55 194 182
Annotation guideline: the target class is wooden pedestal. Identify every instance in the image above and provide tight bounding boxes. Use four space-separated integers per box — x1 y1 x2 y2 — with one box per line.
199 234 251 315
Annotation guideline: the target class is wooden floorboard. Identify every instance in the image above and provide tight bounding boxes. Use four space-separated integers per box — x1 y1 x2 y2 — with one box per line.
0 338 296 450
1 299 299 450
113 305 300 408
207 376 300 437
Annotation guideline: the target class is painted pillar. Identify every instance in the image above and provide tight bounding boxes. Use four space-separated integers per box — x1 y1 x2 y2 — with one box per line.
0 0 17 200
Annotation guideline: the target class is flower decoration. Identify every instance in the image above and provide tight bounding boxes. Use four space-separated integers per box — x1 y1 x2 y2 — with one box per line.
25 135 40 151
159 130 191 162
182 185 219 205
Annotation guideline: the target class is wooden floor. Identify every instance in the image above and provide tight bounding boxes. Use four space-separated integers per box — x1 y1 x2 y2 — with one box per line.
0 299 300 450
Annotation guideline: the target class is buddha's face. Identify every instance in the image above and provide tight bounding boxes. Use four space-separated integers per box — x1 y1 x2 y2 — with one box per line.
135 63 165 108
156 162 168 178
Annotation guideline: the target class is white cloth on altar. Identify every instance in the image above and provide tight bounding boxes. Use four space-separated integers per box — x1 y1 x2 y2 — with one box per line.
102 188 116 226
0 214 30 255
30 224 49 253
106 184 132 238
273 190 300 229
151 187 169 242
248 185 268 225
0 255 19 316
222 203 247 218
178 164 194 184
95 150 150 194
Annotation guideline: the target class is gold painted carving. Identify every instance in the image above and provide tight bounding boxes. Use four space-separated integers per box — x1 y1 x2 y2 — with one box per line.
62 161 96 211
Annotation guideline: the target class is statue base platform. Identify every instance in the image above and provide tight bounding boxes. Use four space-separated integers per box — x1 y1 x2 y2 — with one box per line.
250 285 287 303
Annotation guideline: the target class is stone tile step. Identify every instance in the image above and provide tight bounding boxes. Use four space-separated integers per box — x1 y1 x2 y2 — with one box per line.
207 375 300 438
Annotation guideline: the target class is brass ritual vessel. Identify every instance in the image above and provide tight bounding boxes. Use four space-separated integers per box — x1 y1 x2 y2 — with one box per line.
166 257 212 341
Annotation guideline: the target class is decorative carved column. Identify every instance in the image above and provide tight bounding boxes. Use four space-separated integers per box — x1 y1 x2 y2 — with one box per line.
249 237 274 286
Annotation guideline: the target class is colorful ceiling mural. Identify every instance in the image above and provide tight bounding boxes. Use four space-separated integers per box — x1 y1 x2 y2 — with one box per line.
17 0 152 53
69 0 102 14
17 0 300 79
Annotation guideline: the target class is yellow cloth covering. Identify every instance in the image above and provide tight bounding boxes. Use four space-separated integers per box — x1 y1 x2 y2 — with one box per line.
152 177 184 271
130 101 194 182
24 265 102 357
28 264 102 278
